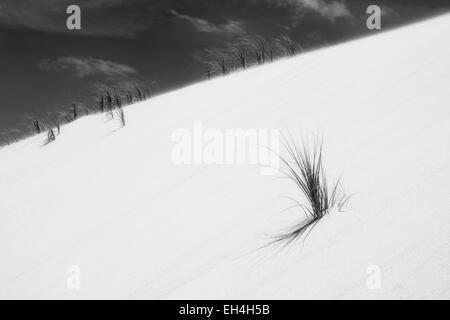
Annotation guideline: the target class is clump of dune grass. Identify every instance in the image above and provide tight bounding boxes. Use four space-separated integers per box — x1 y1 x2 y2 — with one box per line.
270 134 351 247
45 129 56 145
114 101 126 128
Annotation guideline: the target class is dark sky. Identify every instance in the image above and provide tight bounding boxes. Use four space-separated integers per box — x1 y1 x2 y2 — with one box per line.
1 0 449 137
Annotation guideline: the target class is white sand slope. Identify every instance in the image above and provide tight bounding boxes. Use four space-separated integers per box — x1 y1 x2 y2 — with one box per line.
0 14 449 299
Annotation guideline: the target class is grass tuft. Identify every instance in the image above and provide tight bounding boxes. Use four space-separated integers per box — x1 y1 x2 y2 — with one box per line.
269 134 351 248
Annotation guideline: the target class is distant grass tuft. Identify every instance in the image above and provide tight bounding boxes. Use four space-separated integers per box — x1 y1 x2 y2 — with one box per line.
115 106 126 127
45 129 56 145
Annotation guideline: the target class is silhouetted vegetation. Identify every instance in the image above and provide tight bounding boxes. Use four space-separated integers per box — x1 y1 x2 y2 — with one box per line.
195 33 301 80
275 34 301 57
45 128 56 145
2 81 150 147
33 119 42 134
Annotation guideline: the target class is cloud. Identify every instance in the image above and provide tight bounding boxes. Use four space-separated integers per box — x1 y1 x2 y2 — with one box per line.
302 0 351 21
381 6 400 19
38 56 138 78
258 0 351 22
168 9 245 34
